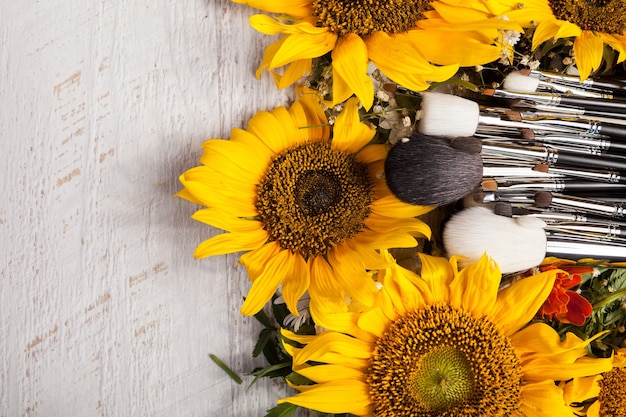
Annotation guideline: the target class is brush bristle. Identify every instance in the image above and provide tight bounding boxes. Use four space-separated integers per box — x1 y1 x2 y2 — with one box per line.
443 206 547 274
533 163 550 173
520 128 535 140
503 71 540 93
417 92 479 137
482 178 498 191
534 191 553 207
505 110 522 122
494 202 513 217
450 137 482 154
384 133 483 206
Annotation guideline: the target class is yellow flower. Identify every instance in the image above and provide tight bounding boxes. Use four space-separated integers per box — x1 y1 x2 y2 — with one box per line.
489 0 626 80
176 90 432 317
279 252 613 416
232 0 522 109
563 348 626 417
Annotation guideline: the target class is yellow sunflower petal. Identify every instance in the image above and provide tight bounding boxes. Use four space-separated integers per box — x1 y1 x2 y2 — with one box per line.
523 356 613 382
562 375 601 405
532 20 581 50
574 30 605 81
281 328 317 345
355 143 387 164
249 15 327 36
331 34 374 110
293 332 371 366
367 32 459 90
281 252 310 316
520 380 573 417
370 195 434 218
278 379 371 415
239 240 282 281
194 229 268 259
200 140 267 181
491 269 556 335
240 249 294 315
179 180 258 217
408 29 504 66
246 108 298 154
192 208 262 233
271 31 337 69
327 244 380 308
275 58 313 89
449 253 500 317
256 36 286 79
331 97 376 153
232 0 313 18
417 253 454 303
295 364 365 383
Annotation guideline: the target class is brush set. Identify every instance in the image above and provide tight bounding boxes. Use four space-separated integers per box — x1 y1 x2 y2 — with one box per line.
384 73 626 272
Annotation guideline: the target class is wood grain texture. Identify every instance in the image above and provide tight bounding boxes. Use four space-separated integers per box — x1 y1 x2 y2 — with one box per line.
0 1 294 416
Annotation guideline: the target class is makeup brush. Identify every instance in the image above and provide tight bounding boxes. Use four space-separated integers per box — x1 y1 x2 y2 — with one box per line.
416 92 575 137
504 70 611 98
506 110 626 138
534 191 626 218
484 89 626 118
494 203 626 227
518 128 626 155
442 206 547 273
384 134 483 206
546 238 626 261
482 177 626 193
533 164 625 184
529 69 626 97
480 142 626 171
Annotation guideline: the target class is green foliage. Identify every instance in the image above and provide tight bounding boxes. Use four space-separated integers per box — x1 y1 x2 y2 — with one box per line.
543 267 626 357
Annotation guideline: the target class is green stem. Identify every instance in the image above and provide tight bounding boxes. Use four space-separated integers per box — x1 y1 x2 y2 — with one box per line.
593 286 626 309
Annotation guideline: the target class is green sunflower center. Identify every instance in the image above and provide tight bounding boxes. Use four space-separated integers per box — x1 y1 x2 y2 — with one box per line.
256 142 374 259
548 0 626 33
598 367 626 417
367 305 522 416
312 0 430 36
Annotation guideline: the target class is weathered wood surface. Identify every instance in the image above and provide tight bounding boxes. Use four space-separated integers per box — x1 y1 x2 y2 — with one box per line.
0 1 294 415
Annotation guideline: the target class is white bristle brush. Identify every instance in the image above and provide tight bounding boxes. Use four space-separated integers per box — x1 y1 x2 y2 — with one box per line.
443 206 547 274
417 92 569 137
503 70 610 98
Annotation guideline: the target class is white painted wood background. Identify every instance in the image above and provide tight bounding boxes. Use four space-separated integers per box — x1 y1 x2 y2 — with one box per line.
0 1 296 416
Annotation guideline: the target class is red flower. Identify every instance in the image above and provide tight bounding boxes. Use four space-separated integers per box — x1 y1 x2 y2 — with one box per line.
536 264 593 326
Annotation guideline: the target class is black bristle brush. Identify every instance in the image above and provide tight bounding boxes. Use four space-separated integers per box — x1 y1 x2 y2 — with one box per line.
384 134 483 207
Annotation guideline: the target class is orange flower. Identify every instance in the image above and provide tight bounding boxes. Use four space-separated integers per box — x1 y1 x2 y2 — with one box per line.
536 263 594 326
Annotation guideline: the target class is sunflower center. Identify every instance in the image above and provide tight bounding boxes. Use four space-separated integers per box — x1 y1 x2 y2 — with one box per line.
367 305 522 416
548 0 626 33
256 142 373 259
598 367 626 417
312 0 430 36
411 346 475 412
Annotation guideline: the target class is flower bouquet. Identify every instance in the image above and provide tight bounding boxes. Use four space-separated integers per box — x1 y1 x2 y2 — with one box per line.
178 0 626 415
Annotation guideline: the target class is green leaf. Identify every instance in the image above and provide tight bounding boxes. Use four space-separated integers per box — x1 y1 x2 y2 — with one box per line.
209 354 243 385
264 402 298 417
253 328 274 358
254 307 274 328
248 362 292 389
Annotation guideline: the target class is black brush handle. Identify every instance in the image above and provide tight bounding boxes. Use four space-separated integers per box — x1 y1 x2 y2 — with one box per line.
598 123 626 139
559 95 626 114
556 149 626 171
590 78 626 93
563 181 626 191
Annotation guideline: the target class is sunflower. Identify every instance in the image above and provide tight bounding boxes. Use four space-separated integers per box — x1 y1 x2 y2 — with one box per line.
563 348 626 416
486 0 626 80
232 0 522 109
278 252 613 416
176 90 432 317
